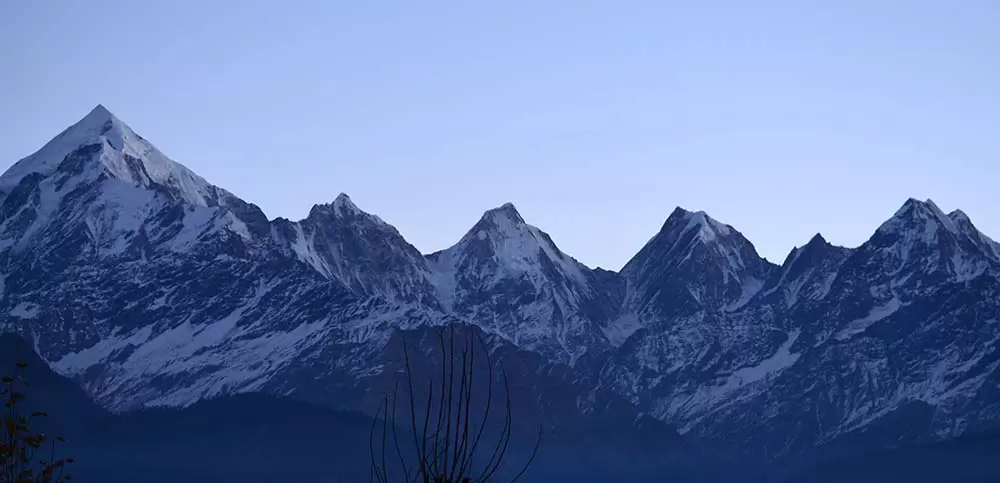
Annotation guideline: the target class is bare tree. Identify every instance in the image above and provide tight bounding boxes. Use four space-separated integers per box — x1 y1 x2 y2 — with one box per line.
370 325 541 483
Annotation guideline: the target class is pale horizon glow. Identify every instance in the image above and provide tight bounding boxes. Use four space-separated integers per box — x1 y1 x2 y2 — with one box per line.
1 2 998 270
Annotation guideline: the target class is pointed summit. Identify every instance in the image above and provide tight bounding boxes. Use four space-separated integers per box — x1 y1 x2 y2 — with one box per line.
622 206 776 314
659 206 734 244
806 233 830 248
480 202 525 225
634 207 736 261
332 193 362 217
454 202 531 244
876 198 960 241
1 104 121 192
306 193 391 228
427 200 594 333
0 104 223 207
777 232 847 280
778 233 832 267
82 103 115 126
762 231 852 307
859 198 999 280
894 198 953 225
432 200 590 295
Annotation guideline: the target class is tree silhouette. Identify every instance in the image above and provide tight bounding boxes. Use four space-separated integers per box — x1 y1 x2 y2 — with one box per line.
370 325 540 483
1 361 73 483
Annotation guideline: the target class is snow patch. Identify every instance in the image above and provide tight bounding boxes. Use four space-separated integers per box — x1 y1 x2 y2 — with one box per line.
56 325 155 374
950 251 988 281
663 329 803 430
9 303 40 319
168 206 219 250
426 251 459 311
728 329 802 386
835 297 903 340
725 277 764 311
681 211 732 243
603 314 643 346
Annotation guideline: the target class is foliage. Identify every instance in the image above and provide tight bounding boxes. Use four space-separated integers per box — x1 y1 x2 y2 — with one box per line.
1 361 73 483
370 326 540 483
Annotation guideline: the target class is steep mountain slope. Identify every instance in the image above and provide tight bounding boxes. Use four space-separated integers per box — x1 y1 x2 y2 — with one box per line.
271 193 440 306
1 106 998 464
622 207 778 316
648 199 1000 457
601 208 785 429
426 203 622 362
0 106 402 411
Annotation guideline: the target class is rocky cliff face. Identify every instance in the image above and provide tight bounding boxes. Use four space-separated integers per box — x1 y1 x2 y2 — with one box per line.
2 106 998 459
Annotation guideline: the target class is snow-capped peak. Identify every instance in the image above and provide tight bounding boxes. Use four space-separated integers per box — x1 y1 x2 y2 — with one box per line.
431 202 591 296
622 206 776 313
878 198 960 239
874 198 1000 258
864 198 999 280
332 193 360 216
1 104 116 192
306 193 391 228
480 202 526 226
451 202 539 247
0 104 221 208
675 207 733 242
630 207 743 262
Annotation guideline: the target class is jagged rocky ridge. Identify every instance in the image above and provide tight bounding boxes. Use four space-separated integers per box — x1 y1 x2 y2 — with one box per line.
1 106 998 459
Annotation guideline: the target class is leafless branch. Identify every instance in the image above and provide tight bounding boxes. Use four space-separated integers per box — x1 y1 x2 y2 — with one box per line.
369 326 541 483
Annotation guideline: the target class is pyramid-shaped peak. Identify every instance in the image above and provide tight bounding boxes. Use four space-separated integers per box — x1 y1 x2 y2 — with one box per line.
450 202 537 247
1 104 127 191
806 233 829 247
895 198 948 219
660 206 733 241
1 105 223 207
333 192 358 211
666 206 692 219
311 193 359 216
307 193 391 228
65 104 132 144
787 232 839 261
481 202 525 224
882 197 958 236
84 103 115 123
491 201 521 215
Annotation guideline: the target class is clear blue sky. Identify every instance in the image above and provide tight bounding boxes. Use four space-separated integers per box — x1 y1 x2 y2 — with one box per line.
1 1 998 270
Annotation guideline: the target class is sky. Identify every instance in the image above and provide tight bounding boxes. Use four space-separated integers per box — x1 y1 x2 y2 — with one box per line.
1 1 998 270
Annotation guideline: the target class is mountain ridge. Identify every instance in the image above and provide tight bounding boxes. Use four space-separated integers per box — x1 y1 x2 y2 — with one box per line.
3 105 999 462
11 106 994 271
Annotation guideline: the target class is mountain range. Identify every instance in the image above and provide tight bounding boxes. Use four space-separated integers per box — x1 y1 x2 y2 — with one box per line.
2 105 999 472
